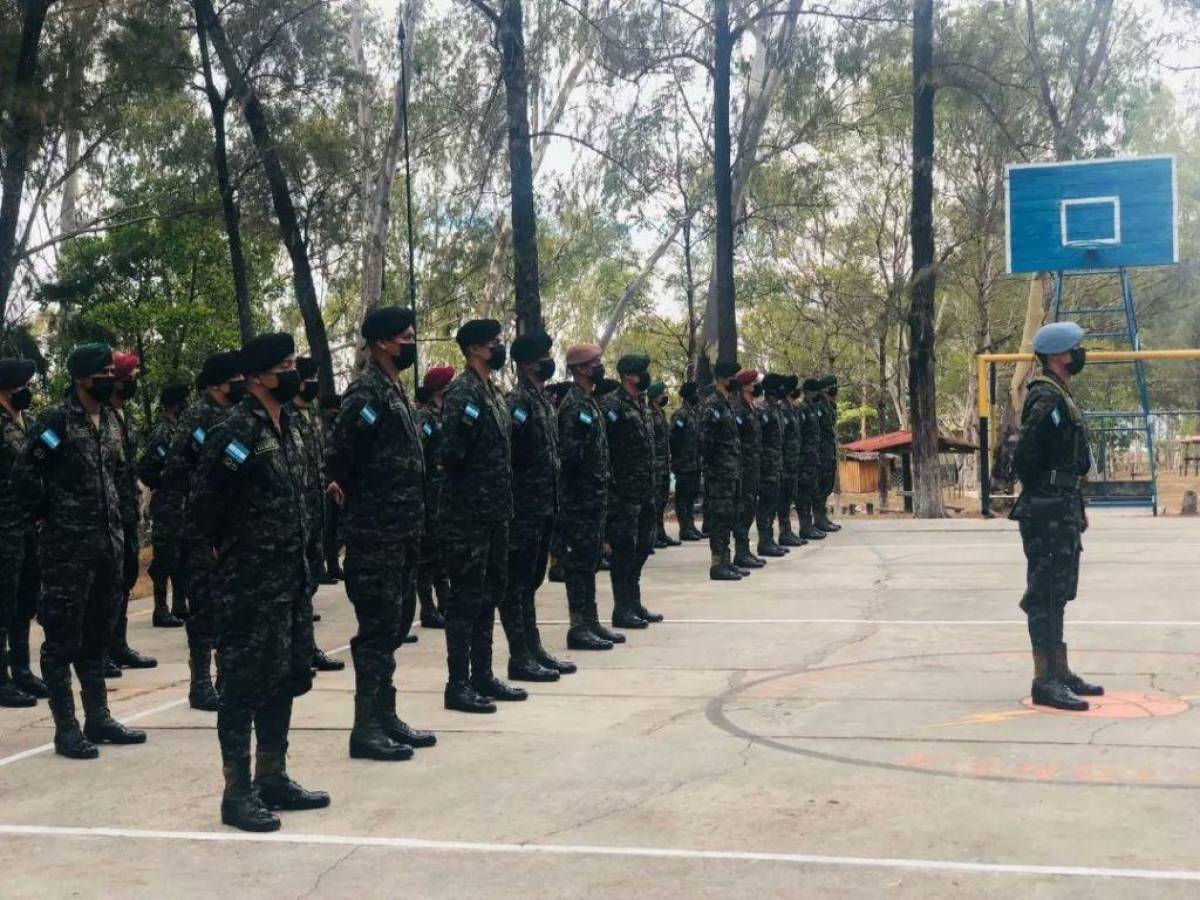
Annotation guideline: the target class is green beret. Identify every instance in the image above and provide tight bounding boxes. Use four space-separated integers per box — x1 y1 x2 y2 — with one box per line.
362 306 415 342
616 354 650 376
511 330 552 363
0 358 35 390
297 356 319 380
240 332 295 375
713 361 739 379
67 343 113 379
456 318 502 351
647 380 666 399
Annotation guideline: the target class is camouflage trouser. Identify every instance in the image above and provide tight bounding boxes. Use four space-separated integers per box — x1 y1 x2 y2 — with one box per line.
674 470 700 529
1018 518 1081 650
734 475 760 543
323 494 343 573
777 469 798 534
502 513 555 658
344 537 419 692
561 510 604 618
184 531 219 653
418 513 448 618
217 689 294 765
819 457 837 498
147 500 184 587
606 498 655 615
704 476 740 565
796 465 820 518
108 521 140 653
0 532 38 672
443 520 509 684
655 468 669 528
756 473 780 544
38 539 121 673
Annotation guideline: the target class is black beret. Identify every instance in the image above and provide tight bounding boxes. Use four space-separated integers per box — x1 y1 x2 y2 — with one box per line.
594 377 621 396
762 373 784 394
784 375 799 393
67 342 113 379
511 330 552 363
616 354 650 376
297 356 319 380
240 332 295 375
159 382 191 408
803 377 822 392
455 318 502 351
819 374 838 389
200 351 242 388
362 306 415 342
680 381 698 401
0 358 35 390
713 361 739 379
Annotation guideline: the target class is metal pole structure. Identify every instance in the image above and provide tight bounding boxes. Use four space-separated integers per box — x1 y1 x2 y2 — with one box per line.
398 16 419 397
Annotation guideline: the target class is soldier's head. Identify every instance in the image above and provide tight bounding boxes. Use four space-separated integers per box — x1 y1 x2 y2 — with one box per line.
159 382 191 421
565 343 604 390
735 369 759 403
819 374 838 400
780 375 799 405
1033 322 1086 381
763 373 786 403
648 380 668 408
456 318 504 378
0 357 36 417
67 343 116 409
422 365 455 407
680 380 699 407
295 357 320 407
200 351 246 408
363 306 417 377
617 354 652 398
241 332 299 408
713 361 739 395
111 352 141 408
803 377 821 402
511 331 555 387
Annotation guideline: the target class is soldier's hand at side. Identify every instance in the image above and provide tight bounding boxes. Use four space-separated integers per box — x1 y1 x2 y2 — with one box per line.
327 481 345 507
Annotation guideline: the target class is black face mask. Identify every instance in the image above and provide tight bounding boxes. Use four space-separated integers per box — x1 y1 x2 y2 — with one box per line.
591 363 606 383
119 379 138 400
1066 347 1087 376
10 386 32 411
87 377 116 404
636 372 651 393
226 380 247 404
270 369 302 403
394 343 417 371
752 384 764 398
487 345 507 371
301 380 319 402
536 359 556 382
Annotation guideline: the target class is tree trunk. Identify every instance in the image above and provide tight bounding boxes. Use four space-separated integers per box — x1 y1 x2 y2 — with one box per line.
907 0 945 518
195 12 254 342
682 208 698 380
710 0 737 366
497 0 541 335
194 0 334 391
0 0 54 321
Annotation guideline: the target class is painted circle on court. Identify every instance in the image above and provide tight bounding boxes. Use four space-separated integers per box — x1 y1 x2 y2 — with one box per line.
705 649 1200 789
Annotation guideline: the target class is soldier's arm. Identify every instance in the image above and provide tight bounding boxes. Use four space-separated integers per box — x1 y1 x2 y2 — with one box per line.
439 382 478 471
324 388 375 493
161 408 207 495
136 427 170 490
1013 391 1059 485
11 407 66 521
190 419 252 552
557 400 587 471
507 389 534 469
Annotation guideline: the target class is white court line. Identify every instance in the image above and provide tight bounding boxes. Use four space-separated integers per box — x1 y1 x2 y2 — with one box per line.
0 643 352 770
0 824 1197 883
540 618 1200 627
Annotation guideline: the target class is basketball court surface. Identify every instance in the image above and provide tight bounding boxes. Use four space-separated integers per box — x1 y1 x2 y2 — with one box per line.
1 512 1198 897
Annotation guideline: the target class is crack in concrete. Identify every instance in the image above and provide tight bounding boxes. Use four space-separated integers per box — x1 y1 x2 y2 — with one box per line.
297 844 360 899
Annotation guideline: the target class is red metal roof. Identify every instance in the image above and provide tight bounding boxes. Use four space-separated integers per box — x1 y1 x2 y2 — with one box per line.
841 430 979 454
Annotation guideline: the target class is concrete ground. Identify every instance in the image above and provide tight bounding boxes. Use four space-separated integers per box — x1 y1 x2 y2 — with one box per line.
2 512 1198 898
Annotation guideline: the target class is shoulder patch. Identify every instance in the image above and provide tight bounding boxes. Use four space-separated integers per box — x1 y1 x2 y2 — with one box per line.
606 409 619 424
512 407 528 425
224 439 250 466
359 404 378 426
464 402 480 420
711 409 721 420
579 410 594 426
191 426 206 446
736 416 744 425
762 413 770 424
1050 408 1062 427
156 445 167 458
422 422 433 437
39 428 61 450
674 418 685 429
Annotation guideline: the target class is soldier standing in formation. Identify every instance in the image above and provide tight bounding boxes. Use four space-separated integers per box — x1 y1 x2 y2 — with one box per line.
795 379 827 540
701 361 743 581
326 306 434 758
137 382 191 628
755 373 787 558
1011 322 1102 711
776 376 804 547
319 394 344 582
670 381 703 542
732 370 765 571
647 381 679 548
0 358 45 707
192 333 328 832
814 375 841 532
12 343 146 757
415 365 454 630
503 331 575 681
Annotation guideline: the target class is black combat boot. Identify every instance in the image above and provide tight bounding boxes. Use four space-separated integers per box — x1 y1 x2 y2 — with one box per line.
798 505 825 540
222 756 281 832
254 751 331 811
0 639 35 708
311 647 345 672
189 647 220 711
472 672 528 702
445 679 497 713
349 684 414 760
524 594 576 673
733 538 765 570
1029 647 1088 711
110 644 158 670
102 653 122 679
78 660 147 745
501 594 558 682
709 551 742 581
44 659 97 759
547 555 566 583
567 607 612 651
588 598 626 644
8 620 48 698
1056 643 1104 696
757 537 787 558
815 504 841 532
611 577 649 631
628 576 663 624
507 655 560 682
418 579 445 629
152 581 184 628
380 684 437 748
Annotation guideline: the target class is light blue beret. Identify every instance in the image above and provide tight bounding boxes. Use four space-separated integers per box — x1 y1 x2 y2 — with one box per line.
1033 322 1084 354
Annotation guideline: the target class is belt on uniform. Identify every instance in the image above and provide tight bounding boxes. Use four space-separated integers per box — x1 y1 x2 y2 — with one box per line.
1038 468 1086 490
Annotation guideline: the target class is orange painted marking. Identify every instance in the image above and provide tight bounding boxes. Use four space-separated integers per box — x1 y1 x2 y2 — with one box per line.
1019 691 1190 719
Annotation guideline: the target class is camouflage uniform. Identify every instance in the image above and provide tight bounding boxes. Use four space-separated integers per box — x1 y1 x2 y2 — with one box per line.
669 401 701 536
439 367 512 686
796 399 822 528
600 386 656 624
415 404 449 623
325 360 425 730
322 415 343 576
699 390 741 569
756 399 784 548
107 407 142 659
190 397 312 775
777 400 801 540
817 395 838 505
503 373 561 667
137 416 185 614
732 394 762 557
290 403 326 595
1011 374 1092 652
649 400 671 539
0 404 39 697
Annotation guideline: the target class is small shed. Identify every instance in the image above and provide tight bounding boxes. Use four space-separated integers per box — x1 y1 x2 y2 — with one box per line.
840 430 979 512
1179 435 1200 475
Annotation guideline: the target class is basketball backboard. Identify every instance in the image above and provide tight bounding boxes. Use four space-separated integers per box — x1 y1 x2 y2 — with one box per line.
1005 155 1177 274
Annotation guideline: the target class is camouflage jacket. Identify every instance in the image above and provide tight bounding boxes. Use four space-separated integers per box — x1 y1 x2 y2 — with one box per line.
111 406 140 527
557 384 609 516
699 391 741 486
415 404 445 522
760 399 784 482
798 400 821 470
507 374 560 519
161 394 233 514
733 394 763 488
780 403 800 475
650 401 671 478
137 416 182 520
600 386 655 504
0 404 33 536
1012 374 1092 526
190 397 309 593
290 402 326 530
669 402 701 474
439 366 512 523
12 389 125 556
817 396 837 462
326 359 425 543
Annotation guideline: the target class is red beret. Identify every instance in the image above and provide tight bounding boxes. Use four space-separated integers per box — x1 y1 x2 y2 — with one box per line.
113 352 141 380
734 369 759 387
423 366 456 392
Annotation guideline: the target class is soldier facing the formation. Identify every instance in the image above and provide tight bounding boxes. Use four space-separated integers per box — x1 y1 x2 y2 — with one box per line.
701 361 743 581
670 380 703 542
1011 322 1102 711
